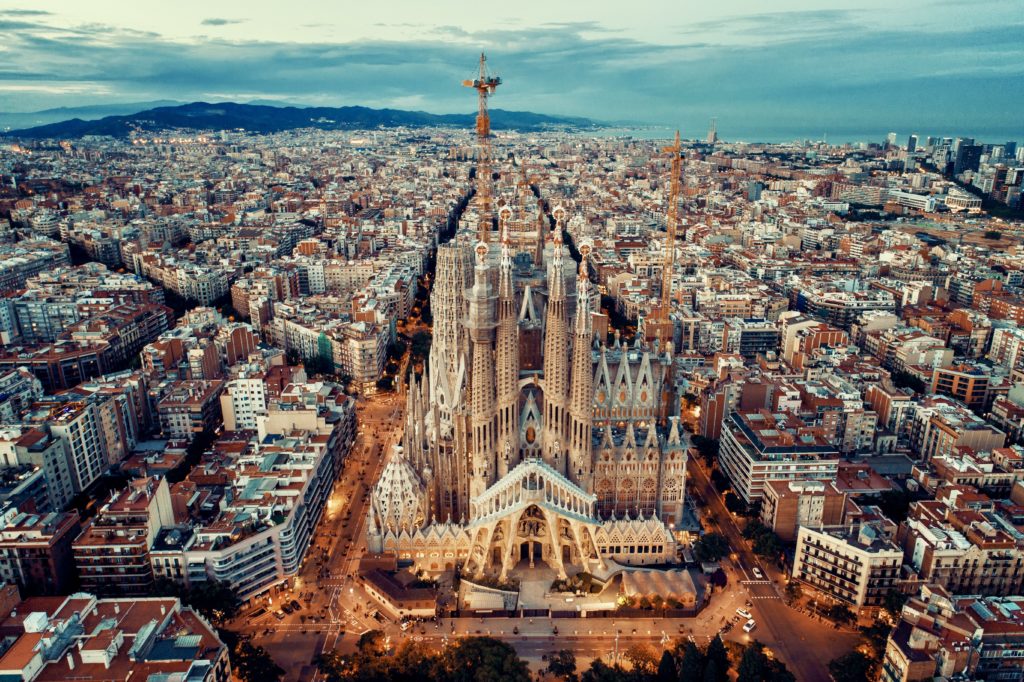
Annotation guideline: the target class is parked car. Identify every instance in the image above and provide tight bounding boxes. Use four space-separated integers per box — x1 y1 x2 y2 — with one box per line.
743 619 757 633
736 608 752 619
290 600 302 611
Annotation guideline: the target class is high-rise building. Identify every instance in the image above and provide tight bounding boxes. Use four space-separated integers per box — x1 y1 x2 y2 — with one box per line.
954 143 983 175
907 134 918 153
886 132 898 148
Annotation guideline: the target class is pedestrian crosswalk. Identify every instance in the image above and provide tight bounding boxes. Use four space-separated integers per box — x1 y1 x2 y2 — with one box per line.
749 595 780 600
740 579 772 585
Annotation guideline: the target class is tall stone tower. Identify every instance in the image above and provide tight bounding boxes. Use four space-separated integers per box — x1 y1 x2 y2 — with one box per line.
494 226 521 478
567 240 594 489
541 230 570 472
428 243 473 520
467 241 497 501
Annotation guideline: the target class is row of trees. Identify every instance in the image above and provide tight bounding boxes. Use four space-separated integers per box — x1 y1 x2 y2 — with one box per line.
568 635 794 682
317 631 531 682
316 631 797 682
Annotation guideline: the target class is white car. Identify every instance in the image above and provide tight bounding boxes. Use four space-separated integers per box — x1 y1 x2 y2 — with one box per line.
752 567 764 580
736 608 752 619
743 619 757 633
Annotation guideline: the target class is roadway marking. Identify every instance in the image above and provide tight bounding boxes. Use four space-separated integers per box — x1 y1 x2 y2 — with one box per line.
740 580 771 585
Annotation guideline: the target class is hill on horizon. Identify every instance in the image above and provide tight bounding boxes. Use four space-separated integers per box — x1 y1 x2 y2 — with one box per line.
1 101 597 139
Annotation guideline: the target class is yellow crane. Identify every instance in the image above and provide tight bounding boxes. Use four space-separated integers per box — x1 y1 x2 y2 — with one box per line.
463 53 501 243
648 130 683 345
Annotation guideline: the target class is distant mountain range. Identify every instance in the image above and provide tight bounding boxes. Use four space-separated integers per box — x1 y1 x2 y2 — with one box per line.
0 101 182 130
0 101 596 139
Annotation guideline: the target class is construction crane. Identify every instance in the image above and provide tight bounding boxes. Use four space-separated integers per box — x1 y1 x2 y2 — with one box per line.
648 130 683 346
463 53 501 243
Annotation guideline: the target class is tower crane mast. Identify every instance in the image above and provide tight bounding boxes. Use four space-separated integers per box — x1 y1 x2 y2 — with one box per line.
463 53 501 243
649 130 683 345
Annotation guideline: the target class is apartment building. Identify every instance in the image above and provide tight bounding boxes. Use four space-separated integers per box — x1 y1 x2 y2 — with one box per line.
718 409 840 503
793 518 903 609
0 508 81 596
0 592 230 682
898 499 1024 598
156 380 225 441
73 477 175 597
760 479 847 542
882 585 1024 682
908 396 1006 462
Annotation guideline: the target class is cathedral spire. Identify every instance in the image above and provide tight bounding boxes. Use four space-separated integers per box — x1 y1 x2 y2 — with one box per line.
542 206 570 472
495 220 520 475
468 241 497 501
568 239 595 488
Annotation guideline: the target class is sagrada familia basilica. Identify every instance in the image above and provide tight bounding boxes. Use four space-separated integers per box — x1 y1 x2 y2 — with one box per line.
366 56 688 581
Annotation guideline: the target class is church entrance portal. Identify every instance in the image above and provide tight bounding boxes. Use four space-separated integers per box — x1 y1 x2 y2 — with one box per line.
519 541 542 566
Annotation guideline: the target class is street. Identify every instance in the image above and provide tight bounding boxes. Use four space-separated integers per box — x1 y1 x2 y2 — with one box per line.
687 457 857 681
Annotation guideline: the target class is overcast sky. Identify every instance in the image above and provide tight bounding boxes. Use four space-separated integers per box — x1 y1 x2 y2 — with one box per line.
1 0 1022 139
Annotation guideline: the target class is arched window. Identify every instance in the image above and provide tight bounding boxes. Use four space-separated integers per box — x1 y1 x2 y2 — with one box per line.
638 478 657 515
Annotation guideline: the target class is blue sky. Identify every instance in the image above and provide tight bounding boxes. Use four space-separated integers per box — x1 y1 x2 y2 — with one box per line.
1 0 1022 140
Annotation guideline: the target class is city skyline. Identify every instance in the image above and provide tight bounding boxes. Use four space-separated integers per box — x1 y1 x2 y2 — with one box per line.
2 1 1023 141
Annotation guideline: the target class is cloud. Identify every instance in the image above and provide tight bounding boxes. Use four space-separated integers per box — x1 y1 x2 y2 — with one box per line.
0 9 52 16
201 18 244 27
0 9 1021 141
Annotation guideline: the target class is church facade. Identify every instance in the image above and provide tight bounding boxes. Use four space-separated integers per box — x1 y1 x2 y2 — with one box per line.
367 202 687 580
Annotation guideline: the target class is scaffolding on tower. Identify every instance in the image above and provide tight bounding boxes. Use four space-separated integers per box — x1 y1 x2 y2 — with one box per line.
463 53 502 243
645 130 683 346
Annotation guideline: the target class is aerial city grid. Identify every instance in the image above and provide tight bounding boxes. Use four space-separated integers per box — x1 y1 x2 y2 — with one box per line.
0 2 1023 681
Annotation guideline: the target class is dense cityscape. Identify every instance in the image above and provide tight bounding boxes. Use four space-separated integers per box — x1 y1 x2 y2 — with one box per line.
1 9 1024 680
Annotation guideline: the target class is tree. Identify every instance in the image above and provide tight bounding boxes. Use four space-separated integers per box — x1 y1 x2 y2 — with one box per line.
411 331 432 359
357 629 387 655
752 531 783 559
443 637 531 682
724 492 746 514
233 641 285 682
691 435 719 466
984 230 1002 240
828 603 856 625
737 642 794 682
883 589 908 618
860 620 894 661
692 533 730 562
783 580 803 605
704 636 729 682
741 520 768 541
581 659 630 682
656 650 677 682
151 578 241 623
547 650 578 681
828 651 874 682
677 641 704 681
701 660 719 682
314 649 348 682
736 643 768 682
623 643 658 674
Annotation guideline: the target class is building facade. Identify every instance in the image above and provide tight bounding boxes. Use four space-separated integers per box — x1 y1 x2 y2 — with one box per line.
367 227 686 580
